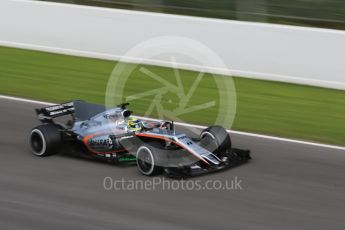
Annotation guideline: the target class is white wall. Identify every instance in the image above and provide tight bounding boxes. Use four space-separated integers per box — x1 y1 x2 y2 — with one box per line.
0 0 345 90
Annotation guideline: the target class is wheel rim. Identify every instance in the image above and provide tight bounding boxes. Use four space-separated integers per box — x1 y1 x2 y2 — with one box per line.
30 129 46 156
136 146 154 175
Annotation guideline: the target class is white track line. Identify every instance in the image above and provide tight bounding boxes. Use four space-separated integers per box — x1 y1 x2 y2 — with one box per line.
1 94 344 151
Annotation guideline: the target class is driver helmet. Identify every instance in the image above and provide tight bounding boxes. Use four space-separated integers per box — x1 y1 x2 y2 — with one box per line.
126 117 142 132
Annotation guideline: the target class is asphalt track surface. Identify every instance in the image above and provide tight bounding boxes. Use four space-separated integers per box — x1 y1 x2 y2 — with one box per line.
0 98 344 230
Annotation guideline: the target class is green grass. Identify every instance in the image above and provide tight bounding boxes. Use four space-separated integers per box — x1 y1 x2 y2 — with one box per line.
1 46 345 146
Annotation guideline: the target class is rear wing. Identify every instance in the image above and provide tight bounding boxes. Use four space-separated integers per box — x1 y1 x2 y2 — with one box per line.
35 100 109 124
35 101 75 122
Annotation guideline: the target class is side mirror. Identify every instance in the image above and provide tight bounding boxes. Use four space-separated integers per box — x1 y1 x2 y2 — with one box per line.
117 103 130 109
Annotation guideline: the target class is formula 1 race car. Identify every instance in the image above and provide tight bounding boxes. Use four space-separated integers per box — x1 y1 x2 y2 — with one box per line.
29 101 250 177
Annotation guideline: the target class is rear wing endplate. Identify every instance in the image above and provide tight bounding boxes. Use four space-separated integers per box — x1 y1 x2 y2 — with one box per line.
35 101 75 121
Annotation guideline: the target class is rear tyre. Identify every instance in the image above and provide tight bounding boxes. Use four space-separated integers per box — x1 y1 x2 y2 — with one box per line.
29 124 62 156
200 125 232 157
136 143 164 176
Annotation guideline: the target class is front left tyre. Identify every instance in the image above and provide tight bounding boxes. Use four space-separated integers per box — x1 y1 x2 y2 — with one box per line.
136 143 164 176
29 124 62 156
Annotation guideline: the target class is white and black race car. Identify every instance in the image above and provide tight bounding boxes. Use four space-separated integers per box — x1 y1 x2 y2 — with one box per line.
29 101 251 178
